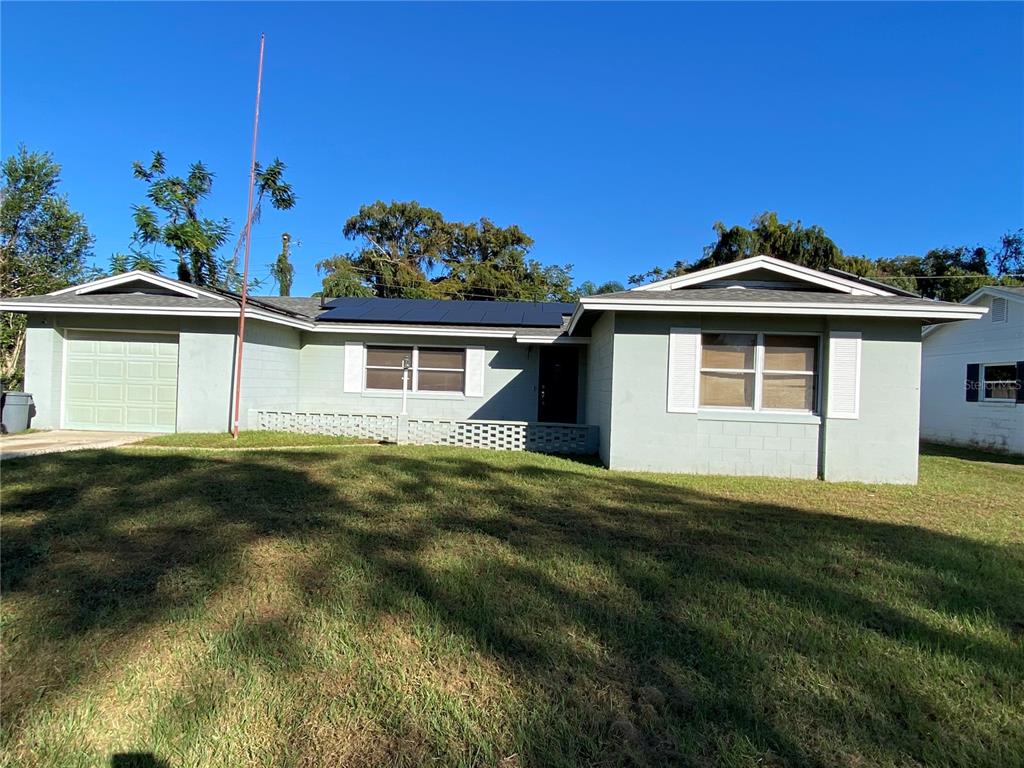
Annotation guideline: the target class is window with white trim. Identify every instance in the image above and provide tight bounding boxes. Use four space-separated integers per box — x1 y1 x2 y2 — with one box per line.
700 333 819 412
982 363 1018 402
364 346 466 393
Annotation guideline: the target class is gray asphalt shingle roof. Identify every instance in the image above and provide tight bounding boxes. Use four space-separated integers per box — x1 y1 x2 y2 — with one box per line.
587 287 963 309
1 293 230 309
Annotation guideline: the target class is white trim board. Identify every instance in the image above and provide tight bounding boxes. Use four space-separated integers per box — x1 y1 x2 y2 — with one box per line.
630 255 894 296
49 270 227 301
566 299 986 335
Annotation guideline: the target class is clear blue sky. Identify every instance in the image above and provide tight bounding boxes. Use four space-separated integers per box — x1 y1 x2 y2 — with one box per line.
2 2 1021 295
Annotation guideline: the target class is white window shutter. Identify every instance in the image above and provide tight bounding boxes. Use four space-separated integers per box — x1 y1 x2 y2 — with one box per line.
464 346 485 397
343 341 364 393
667 327 700 413
827 331 861 419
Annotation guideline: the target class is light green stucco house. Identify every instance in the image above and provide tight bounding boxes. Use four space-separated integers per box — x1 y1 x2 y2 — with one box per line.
1 256 985 483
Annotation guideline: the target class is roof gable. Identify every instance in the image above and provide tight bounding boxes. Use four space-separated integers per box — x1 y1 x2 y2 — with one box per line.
630 255 896 297
48 271 226 301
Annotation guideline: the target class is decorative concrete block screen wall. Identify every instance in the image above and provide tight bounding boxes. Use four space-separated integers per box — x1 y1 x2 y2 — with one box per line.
253 410 400 442
250 410 598 455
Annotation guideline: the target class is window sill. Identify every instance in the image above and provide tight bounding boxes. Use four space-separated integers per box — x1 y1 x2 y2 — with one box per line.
362 390 466 401
977 400 1018 407
697 410 821 425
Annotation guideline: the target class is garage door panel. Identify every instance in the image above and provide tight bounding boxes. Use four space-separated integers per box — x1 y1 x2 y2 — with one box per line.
96 360 126 378
155 408 177 429
126 360 156 380
64 332 179 432
66 381 96 401
67 359 98 378
126 384 155 403
127 341 156 356
97 340 125 355
157 362 178 380
65 404 97 423
95 383 126 402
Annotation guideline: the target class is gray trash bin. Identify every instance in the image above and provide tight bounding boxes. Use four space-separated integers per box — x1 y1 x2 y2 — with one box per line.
1 391 34 434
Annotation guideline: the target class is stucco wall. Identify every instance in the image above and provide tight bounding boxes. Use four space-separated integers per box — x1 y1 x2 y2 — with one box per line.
584 312 615 465
23 316 64 429
176 317 236 433
238 320 301 418
297 332 541 421
920 294 1023 454
606 313 825 478
820 318 923 484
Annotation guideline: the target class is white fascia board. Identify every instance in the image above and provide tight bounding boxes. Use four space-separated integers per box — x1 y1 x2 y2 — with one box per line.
48 271 225 300
631 255 892 296
307 323 517 338
0 301 527 338
575 298 988 321
514 333 589 345
0 302 240 317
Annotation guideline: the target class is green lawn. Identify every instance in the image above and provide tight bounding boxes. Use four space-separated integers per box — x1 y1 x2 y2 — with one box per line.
1 443 1021 768
137 430 374 449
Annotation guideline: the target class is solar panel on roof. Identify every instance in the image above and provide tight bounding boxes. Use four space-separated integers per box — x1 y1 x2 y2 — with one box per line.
315 296 574 328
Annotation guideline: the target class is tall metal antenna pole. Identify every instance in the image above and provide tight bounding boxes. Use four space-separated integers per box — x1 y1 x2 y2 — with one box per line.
231 33 265 439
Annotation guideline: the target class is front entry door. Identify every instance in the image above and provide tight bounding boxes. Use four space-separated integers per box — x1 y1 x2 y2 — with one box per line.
538 347 579 423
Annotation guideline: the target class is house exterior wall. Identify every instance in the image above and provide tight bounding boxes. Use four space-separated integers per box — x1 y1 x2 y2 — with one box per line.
597 312 923 483
23 316 64 429
921 294 1023 454
238 320 301 416
820 318 923 484
22 314 243 433
584 312 615 465
606 313 824 478
176 317 236 433
297 332 542 422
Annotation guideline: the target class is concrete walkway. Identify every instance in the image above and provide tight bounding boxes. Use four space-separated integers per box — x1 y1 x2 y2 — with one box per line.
0 430 150 461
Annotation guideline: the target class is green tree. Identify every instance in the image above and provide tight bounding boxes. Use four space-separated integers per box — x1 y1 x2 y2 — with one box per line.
321 201 575 302
0 146 93 386
131 152 230 286
131 151 295 289
316 255 373 298
224 160 297 290
434 218 575 301
270 232 294 296
576 279 625 296
334 200 447 298
109 237 164 275
629 213 845 285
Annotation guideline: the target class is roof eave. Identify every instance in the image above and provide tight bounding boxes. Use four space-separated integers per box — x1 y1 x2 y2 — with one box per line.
571 297 987 324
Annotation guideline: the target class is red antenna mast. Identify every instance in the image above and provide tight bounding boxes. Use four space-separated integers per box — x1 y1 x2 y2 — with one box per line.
231 33 266 439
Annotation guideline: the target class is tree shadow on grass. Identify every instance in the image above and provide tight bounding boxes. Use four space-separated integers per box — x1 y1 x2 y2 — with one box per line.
921 440 1024 466
1 447 1021 767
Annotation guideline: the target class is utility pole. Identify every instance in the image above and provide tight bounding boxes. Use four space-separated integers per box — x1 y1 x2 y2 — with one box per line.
231 33 266 439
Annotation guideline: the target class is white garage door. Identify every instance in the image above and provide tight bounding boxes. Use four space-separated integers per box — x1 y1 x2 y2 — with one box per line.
63 331 179 432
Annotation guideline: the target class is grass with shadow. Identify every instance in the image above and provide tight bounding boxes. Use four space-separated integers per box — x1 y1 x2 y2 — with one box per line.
136 430 375 449
1 443 1021 767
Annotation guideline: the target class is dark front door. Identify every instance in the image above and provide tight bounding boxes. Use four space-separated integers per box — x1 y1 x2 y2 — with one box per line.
538 347 579 423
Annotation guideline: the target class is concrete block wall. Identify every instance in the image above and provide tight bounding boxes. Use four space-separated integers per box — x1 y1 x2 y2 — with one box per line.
696 420 819 478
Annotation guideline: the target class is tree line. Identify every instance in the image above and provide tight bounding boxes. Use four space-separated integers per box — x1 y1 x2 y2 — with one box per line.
2 145 1021 387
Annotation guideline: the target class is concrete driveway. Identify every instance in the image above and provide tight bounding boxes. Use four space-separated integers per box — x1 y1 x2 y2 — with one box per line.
0 430 150 460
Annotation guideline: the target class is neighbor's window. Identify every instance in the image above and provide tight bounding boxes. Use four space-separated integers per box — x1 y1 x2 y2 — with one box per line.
364 345 466 394
700 333 819 412
982 363 1018 402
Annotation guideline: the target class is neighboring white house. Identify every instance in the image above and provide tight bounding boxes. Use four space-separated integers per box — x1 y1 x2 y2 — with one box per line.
921 286 1024 454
